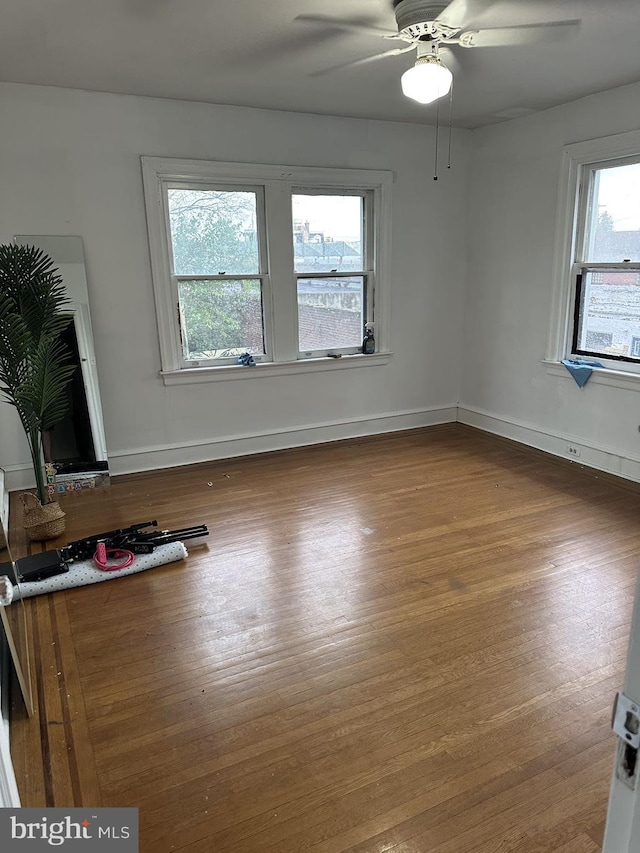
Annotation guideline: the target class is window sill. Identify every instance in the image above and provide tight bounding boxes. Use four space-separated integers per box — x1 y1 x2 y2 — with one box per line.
160 351 392 386
543 360 640 392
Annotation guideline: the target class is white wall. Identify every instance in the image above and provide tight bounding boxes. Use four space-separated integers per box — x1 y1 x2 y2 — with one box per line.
7 78 640 490
0 82 470 486
459 80 640 482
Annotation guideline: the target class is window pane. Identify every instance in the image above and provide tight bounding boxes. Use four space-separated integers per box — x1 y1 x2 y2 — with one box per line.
297 277 364 352
178 279 264 361
292 194 364 273
168 189 260 275
576 269 640 359
585 162 640 262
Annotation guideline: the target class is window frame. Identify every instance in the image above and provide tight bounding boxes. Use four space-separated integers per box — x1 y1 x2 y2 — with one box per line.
141 157 392 381
571 265 640 365
166 182 271 368
292 186 374 358
547 130 640 386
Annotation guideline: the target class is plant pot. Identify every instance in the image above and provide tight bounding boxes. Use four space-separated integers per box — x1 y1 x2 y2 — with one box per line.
21 493 66 541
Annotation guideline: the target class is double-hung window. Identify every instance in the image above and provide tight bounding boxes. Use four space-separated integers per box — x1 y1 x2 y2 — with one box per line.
549 131 640 381
141 158 391 382
572 156 640 366
293 190 372 358
167 184 268 364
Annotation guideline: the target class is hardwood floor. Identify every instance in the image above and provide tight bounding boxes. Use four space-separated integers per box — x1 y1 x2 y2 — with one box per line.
8 424 640 852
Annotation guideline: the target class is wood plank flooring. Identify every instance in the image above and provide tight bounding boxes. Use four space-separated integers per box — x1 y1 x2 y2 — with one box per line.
8 424 640 852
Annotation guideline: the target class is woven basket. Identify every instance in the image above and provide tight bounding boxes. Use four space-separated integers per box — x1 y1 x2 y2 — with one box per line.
21 493 66 541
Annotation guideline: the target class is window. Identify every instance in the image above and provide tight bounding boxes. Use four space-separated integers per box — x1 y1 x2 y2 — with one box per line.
167 187 266 363
572 158 640 365
141 158 391 381
293 192 370 357
548 130 640 383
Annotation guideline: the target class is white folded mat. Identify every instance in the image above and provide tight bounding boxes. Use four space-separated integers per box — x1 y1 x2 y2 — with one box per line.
14 540 188 598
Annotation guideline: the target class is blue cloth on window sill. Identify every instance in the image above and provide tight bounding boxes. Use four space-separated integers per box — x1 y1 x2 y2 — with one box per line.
561 358 603 388
237 352 256 367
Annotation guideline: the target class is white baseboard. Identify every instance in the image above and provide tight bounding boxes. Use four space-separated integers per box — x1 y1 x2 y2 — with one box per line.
3 406 458 486
6 405 640 487
109 405 459 476
458 405 640 484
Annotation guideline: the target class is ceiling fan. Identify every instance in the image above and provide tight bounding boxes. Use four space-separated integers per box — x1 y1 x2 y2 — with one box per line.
296 0 580 105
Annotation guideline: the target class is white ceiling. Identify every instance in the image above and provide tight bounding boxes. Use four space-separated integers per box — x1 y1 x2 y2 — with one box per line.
1 0 639 129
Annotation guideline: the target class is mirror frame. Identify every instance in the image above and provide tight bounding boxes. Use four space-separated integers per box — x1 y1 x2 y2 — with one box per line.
0 525 34 718
13 235 109 487
0 600 34 718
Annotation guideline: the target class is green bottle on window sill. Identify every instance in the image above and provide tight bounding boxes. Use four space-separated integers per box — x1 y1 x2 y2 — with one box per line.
362 324 375 354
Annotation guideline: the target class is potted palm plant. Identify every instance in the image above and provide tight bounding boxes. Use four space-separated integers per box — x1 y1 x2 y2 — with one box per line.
0 243 76 540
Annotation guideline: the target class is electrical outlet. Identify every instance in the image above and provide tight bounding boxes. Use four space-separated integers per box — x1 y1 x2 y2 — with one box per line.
567 444 581 458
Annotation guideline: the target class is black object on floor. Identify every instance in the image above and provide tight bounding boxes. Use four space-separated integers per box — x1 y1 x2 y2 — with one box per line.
15 551 69 583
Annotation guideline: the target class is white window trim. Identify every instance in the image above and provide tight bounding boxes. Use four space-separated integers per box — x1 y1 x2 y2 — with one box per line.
546 129 640 386
141 157 393 384
293 186 373 360
167 182 271 368
160 351 392 385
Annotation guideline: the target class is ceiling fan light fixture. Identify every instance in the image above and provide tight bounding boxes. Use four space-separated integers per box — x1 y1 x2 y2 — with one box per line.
401 54 453 104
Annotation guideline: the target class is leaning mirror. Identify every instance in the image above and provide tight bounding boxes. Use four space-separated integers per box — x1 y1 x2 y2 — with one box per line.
0 501 34 717
14 236 109 492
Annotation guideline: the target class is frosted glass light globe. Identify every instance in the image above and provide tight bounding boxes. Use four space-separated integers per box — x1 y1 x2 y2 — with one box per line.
401 58 453 105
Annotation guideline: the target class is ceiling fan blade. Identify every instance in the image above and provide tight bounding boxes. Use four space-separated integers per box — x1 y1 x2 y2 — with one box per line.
226 28 343 67
459 19 580 48
309 45 415 78
438 0 497 29
294 14 400 40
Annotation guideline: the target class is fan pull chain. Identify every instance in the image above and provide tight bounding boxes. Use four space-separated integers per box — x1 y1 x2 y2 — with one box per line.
433 95 440 181
434 83 454 180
